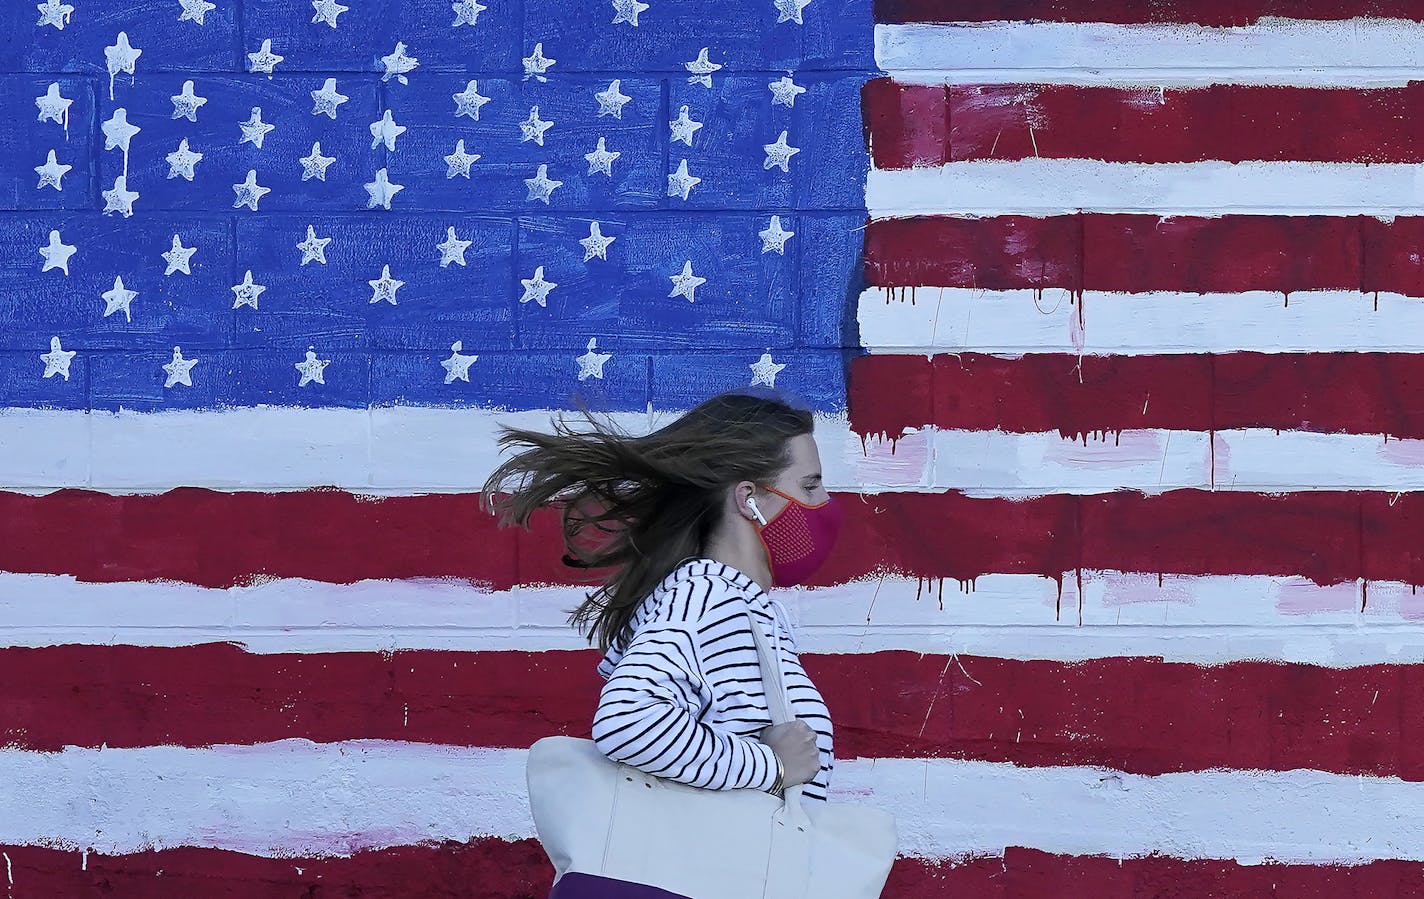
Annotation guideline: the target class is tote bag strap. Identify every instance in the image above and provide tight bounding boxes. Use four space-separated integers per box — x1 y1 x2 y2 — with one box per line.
743 608 811 823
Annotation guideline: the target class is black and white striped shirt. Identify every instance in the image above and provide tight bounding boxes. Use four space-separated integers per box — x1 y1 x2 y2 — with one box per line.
591 557 834 803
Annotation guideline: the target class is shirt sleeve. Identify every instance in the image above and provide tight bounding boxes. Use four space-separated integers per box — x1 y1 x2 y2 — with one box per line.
590 619 781 792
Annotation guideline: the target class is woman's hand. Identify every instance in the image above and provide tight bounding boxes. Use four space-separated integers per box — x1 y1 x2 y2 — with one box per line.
759 720 820 787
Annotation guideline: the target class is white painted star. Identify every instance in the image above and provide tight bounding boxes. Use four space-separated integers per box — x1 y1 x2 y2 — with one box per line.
365 167 404 209
453 80 491 120
669 105 703 146
34 150 71 191
381 41 419 85
101 275 138 322
596 80 632 118
666 158 700 200
170 80 208 122
452 0 486 26
40 337 76 381
311 0 348 27
178 0 216 25
104 32 142 99
369 109 406 151
519 106 553 145
368 264 404 305
769 75 807 108
525 164 562 204
295 347 330 386
162 234 198 275
297 224 332 266
311 78 349 118
520 266 557 307
580 221 615 262
773 0 811 24
612 0 649 26
300 141 336 181
576 338 611 380
36 0 75 30
102 175 139 217
523 42 555 80
749 352 787 387
684 48 722 87
35 83 73 130
101 108 141 154
239 107 275 149
763 130 800 172
162 347 199 388
445 139 479 178
248 39 284 74
437 227 472 267
668 260 706 301
167 138 203 180
759 215 795 254
232 169 270 211
441 340 478 383
231 270 266 309
585 137 620 176
39 230 77 276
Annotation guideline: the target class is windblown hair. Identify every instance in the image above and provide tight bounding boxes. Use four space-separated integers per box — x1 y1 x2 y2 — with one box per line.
479 387 814 655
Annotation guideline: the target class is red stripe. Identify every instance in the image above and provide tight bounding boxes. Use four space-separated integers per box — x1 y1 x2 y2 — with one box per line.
863 215 1084 292
6 645 1424 781
0 488 531 590
0 838 556 898
848 351 1424 439
864 214 1377 294
874 0 1424 26
887 849 1424 897
6 841 1424 897
862 80 950 169
826 488 1424 588
6 486 1424 586
862 80 1424 166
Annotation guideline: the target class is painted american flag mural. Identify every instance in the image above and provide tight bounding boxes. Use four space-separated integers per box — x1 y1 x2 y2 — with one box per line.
6 0 1424 894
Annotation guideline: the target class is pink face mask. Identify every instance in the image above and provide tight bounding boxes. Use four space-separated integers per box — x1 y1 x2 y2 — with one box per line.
748 485 844 587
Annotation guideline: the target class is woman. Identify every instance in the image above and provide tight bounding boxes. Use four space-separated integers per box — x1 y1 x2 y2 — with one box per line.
480 387 843 898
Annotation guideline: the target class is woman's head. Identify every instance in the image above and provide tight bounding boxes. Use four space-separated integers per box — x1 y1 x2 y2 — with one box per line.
479 387 818 653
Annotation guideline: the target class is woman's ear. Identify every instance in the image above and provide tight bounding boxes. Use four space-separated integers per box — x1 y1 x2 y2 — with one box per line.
733 480 760 521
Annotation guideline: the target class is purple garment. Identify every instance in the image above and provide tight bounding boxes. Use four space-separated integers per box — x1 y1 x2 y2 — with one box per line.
547 872 693 899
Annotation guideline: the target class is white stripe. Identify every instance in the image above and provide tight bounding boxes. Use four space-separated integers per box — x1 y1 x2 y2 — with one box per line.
5 572 1424 666
14 407 1424 495
2 739 1421 863
5 407 891 493
867 161 1424 216
930 428 1424 494
876 20 1424 86
858 288 1424 355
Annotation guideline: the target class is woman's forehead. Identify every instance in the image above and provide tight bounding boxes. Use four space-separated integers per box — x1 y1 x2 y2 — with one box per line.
784 433 822 472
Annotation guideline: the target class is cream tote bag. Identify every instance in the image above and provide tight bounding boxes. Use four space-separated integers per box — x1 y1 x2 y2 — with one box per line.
526 608 898 899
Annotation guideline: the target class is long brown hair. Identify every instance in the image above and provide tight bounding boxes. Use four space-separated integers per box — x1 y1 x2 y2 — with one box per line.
478 387 814 654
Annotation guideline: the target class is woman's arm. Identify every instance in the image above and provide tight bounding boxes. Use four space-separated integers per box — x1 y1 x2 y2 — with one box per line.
591 621 781 792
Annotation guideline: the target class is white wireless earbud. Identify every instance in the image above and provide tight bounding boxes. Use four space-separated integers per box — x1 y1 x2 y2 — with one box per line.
745 497 768 525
